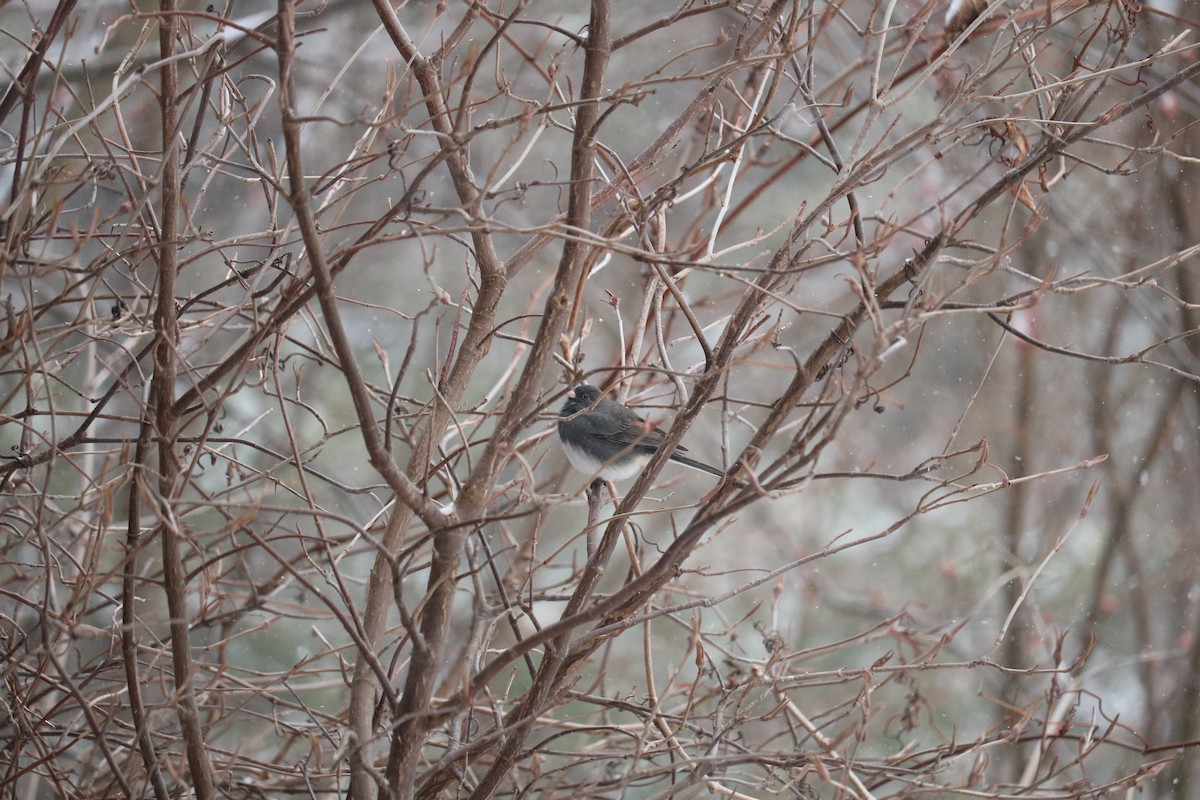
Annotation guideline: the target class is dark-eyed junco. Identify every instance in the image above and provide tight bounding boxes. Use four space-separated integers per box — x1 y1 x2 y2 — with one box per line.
557 384 725 481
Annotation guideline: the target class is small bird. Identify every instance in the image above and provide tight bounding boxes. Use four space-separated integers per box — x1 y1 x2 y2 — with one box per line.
557 384 725 481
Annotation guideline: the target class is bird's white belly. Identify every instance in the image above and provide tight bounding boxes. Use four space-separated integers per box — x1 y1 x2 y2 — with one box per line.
562 441 647 481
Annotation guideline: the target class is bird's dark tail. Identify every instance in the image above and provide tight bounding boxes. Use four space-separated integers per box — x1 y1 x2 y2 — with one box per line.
668 452 726 478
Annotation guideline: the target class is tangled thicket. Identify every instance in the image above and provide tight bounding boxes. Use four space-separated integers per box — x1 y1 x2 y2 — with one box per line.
2 1 1199 798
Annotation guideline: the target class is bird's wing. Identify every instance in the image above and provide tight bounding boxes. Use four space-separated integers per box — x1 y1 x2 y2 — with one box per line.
592 403 688 452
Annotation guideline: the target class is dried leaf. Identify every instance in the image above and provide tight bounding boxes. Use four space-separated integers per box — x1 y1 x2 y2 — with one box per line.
945 0 988 37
